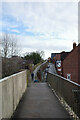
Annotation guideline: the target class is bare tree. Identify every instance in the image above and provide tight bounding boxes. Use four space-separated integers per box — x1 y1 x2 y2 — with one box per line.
1 33 19 58
10 36 18 57
2 33 10 58
1 33 22 77
40 51 45 59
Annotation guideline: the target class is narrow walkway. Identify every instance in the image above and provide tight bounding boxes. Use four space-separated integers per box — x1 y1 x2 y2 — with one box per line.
12 83 72 119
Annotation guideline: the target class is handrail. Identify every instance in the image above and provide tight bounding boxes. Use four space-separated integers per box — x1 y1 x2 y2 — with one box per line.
47 72 80 119
48 71 80 87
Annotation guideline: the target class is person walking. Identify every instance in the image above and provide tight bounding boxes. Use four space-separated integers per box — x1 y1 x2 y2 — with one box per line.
31 72 34 81
37 70 41 81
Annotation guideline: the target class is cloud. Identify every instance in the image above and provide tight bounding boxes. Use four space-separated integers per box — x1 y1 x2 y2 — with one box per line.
2 2 78 33
17 34 72 52
1 0 79 3
10 29 20 33
1 2 78 59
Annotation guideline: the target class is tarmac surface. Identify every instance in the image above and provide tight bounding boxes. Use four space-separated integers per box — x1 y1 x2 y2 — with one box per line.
48 63 57 74
12 83 72 119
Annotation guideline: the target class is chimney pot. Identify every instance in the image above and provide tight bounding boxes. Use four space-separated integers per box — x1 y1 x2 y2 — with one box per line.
73 42 76 49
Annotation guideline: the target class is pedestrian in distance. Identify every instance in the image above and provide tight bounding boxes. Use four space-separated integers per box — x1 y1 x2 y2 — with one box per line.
31 72 34 81
37 70 41 81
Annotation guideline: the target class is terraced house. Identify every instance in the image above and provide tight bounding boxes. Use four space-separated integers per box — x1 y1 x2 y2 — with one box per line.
62 43 80 85
51 42 80 85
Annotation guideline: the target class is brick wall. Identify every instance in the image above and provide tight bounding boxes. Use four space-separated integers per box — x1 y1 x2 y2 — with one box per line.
62 46 79 84
55 54 61 60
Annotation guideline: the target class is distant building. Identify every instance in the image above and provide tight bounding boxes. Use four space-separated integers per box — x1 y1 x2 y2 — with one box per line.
51 53 56 59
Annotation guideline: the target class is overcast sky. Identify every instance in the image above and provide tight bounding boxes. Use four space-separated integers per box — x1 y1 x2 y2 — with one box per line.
0 0 78 59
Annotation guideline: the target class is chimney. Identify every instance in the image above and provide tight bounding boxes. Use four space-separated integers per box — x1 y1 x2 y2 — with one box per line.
73 42 76 50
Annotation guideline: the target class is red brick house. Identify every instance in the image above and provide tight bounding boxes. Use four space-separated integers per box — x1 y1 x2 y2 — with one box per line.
62 43 80 84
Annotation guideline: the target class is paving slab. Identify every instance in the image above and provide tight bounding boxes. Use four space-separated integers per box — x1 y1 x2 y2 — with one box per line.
12 83 72 119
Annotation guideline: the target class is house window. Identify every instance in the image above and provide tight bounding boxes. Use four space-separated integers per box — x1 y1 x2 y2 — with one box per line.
67 74 71 80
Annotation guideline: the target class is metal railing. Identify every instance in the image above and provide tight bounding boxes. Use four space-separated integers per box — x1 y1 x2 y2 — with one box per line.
47 72 80 119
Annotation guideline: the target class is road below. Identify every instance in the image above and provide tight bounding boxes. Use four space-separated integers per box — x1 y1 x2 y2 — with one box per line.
48 63 57 74
33 61 47 80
